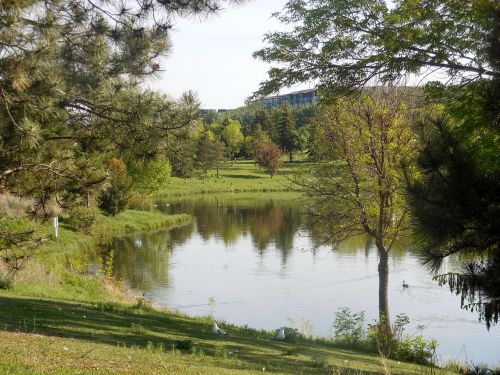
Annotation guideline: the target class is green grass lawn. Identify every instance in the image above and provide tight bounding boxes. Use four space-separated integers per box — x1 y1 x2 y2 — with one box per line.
0 294 455 375
155 160 310 198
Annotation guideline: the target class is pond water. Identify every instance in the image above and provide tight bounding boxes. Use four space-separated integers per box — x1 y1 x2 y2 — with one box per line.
109 193 500 367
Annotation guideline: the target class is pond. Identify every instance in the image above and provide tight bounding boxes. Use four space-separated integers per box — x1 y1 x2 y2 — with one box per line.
109 193 500 367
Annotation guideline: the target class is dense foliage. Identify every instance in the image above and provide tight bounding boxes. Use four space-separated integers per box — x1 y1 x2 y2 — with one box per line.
253 0 499 98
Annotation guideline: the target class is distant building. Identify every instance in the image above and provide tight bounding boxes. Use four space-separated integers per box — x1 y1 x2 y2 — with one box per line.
200 109 230 115
261 89 319 107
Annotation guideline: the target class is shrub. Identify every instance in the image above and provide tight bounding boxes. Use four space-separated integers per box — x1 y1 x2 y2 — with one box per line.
393 335 434 364
99 159 132 216
127 194 155 211
0 275 13 289
66 207 101 234
174 339 193 351
331 308 438 365
332 307 366 346
282 326 301 343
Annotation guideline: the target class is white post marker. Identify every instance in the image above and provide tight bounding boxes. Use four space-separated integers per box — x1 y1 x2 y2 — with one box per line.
53 216 59 238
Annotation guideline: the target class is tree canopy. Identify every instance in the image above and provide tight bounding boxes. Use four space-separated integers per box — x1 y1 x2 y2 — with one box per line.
0 0 243 211
253 0 500 98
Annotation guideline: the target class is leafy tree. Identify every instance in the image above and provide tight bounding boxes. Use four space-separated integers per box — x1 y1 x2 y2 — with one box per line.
307 119 334 163
196 131 226 177
255 142 284 178
129 158 172 193
253 0 500 327
203 110 219 125
250 125 271 160
169 137 197 178
221 119 244 162
253 0 499 98
99 159 132 216
276 103 299 162
293 90 418 335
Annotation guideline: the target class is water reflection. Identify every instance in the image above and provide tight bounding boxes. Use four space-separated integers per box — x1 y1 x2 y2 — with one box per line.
165 196 303 264
112 231 174 290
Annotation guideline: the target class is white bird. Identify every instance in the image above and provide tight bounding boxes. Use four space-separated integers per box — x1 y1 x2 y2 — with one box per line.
212 322 226 335
276 327 285 341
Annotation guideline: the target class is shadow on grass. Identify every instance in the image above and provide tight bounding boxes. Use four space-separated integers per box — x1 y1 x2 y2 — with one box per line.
0 295 384 374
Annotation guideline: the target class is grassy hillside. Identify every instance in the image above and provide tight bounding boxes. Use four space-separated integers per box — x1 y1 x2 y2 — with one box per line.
0 295 454 375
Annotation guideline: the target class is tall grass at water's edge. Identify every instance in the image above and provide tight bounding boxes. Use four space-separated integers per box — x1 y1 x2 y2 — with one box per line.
1 210 192 303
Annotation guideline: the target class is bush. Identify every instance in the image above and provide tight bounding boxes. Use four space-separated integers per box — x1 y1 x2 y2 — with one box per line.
127 194 155 211
332 307 366 346
331 308 437 365
174 339 193 351
99 159 132 216
393 335 435 364
66 207 101 234
0 275 13 289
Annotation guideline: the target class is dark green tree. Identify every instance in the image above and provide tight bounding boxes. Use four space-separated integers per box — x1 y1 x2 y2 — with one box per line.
98 159 132 216
256 109 275 137
0 0 241 207
276 103 299 162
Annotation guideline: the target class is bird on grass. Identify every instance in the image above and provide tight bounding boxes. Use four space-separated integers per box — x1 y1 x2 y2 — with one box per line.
402 280 409 288
276 327 285 341
212 322 226 336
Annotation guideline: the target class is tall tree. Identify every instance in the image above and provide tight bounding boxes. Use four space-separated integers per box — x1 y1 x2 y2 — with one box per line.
0 0 242 207
253 0 500 327
221 119 244 163
256 109 275 137
276 102 299 162
196 130 226 177
293 89 418 335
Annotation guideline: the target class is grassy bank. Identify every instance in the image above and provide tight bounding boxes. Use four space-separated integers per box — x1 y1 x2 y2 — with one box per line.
2 210 191 304
0 294 456 375
155 160 308 198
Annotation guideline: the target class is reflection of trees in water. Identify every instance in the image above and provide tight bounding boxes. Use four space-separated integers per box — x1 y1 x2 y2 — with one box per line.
112 231 173 290
169 198 303 263
248 202 284 253
435 252 500 329
170 224 195 247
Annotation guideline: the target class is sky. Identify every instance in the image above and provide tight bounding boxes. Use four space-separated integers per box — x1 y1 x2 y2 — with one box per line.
148 0 312 110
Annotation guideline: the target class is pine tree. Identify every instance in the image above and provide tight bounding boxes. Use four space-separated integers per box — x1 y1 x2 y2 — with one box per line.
276 103 299 162
0 0 241 206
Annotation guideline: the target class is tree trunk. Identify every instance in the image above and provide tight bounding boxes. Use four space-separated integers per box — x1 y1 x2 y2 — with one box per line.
289 151 293 163
377 242 390 330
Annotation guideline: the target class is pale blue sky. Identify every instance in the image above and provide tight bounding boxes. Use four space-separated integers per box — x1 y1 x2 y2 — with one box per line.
149 0 312 109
